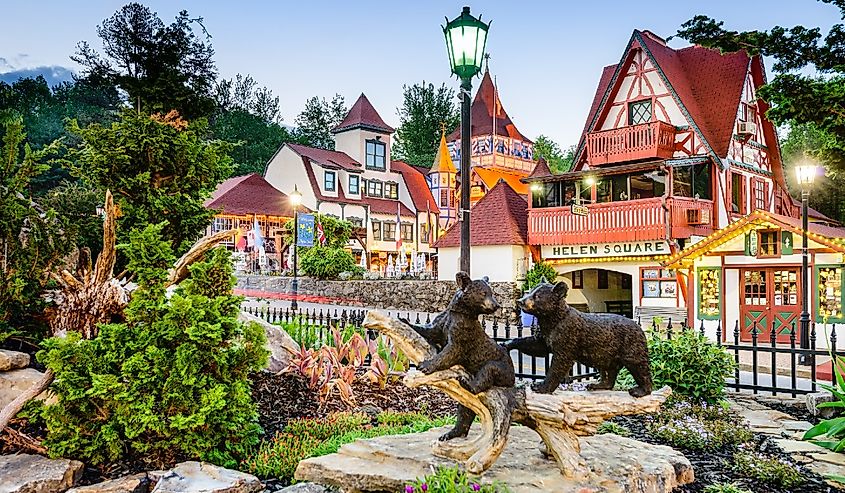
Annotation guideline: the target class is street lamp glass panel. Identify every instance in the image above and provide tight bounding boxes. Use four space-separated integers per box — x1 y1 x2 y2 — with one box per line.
443 7 490 80
795 163 817 186
290 190 302 208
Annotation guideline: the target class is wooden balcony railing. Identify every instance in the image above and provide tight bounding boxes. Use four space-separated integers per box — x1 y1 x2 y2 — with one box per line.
586 121 676 166
528 197 714 246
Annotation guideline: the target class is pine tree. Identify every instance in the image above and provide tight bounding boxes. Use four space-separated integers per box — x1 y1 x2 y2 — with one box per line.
393 82 459 167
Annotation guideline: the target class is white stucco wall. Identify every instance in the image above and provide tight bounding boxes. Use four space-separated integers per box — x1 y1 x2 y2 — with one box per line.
437 245 529 282
264 146 316 209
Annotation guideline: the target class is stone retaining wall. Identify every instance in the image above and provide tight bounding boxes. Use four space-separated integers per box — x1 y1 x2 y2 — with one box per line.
236 275 522 317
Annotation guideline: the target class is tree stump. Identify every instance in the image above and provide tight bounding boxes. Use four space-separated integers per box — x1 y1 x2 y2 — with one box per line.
364 311 670 479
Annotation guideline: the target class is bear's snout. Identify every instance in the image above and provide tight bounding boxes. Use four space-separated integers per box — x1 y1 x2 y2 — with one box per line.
517 295 533 312
481 297 500 314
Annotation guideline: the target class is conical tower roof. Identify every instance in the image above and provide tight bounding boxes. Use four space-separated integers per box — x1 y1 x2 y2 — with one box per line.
332 93 394 134
429 128 457 174
447 69 531 143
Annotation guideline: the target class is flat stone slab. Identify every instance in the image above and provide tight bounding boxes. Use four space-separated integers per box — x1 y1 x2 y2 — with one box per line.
0 350 29 371
151 461 262 493
295 425 693 493
774 438 829 454
67 473 148 493
0 368 52 409
0 453 84 493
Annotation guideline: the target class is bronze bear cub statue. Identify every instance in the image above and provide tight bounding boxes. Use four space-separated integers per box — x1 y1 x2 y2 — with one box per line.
405 272 515 441
504 281 652 397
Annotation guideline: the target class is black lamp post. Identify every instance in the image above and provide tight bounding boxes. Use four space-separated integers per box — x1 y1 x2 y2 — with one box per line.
290 186 302 311
795 162 817 364
443 6 490 274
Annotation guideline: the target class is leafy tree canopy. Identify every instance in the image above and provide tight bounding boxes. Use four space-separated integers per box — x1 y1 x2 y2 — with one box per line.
214 73 281 125
293 94 347 150
393 82 459 168
534 135 574 174
64 110 233 257
780 122 845 222
675 0 845 173
73 2 217 120
211 109 296 176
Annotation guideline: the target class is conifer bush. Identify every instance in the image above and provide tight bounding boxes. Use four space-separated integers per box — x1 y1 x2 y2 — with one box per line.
39 224 268 466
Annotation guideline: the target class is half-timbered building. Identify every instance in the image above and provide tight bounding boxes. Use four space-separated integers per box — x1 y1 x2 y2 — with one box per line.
524 29 797 322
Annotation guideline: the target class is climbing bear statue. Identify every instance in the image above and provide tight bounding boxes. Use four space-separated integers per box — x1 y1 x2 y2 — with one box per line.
504 281 652 397
404 272 516 441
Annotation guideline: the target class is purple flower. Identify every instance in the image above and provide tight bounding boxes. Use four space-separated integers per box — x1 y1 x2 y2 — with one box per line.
471 483 481 491
405 486 415 493
421 484 428 492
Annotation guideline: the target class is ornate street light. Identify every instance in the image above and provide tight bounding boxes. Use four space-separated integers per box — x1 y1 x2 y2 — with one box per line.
289 186 303 311
443 6 490 274
795 160 818 364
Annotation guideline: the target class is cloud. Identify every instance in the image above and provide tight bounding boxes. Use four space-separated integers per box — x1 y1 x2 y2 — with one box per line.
0 66 76 87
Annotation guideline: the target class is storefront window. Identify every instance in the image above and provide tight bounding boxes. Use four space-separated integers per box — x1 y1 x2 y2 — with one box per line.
673 164 712 200
578 181 592 204
641 268 677 299
563 182 577 205
817 266 845 322
611 174 629 201
697 267 721 320
596 179 611 203
630 172 662 199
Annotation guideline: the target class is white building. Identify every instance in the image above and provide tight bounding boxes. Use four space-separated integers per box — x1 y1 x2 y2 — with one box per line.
264 93 439 273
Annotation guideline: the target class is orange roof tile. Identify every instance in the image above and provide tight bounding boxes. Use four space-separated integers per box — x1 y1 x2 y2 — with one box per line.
473 167 529 195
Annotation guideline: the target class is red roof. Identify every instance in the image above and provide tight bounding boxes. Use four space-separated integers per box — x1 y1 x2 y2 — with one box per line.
575 30 761 167
363 197 415 217
299 155 362 205
332 93 394 134
392 160 440 214
206 174 304 217
434 180 528 248
526 157 552 180
447 70 531 143
287 143 361 171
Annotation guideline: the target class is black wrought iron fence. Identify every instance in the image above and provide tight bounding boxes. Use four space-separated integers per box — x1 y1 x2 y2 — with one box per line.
241 304 599 383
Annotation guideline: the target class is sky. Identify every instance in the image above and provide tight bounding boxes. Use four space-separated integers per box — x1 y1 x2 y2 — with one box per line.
0 1 839 147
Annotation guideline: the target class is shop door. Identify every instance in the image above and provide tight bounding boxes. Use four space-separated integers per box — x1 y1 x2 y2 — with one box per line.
740 268 800 343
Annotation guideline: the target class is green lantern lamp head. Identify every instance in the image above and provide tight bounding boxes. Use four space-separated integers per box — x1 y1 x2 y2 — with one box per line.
443 6 491 81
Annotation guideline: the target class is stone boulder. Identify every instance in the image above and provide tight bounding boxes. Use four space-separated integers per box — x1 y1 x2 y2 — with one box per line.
276 484 335 493
295 425 693 493
238 311 298 372
151 462 262 493
0 350 30 371
806 391 841 419
66 473 149 493
0 453 84 493
0 368 53 409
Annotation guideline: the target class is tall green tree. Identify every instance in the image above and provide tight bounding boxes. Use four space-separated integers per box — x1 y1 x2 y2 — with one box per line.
675 0 845 174
393 82 459 167
534 135 574 174
214 73 281 125
73 3 217 119
293 94 346 150
0 118 66 338
212 109 296 176
65 110 233 257
780 123 845 222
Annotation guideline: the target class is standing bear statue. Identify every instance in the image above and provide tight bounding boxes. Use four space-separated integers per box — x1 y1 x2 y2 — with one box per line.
403 272 515 441
504 281 652 397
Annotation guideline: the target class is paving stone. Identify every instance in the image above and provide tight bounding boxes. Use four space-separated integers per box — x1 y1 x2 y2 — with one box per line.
782 420 813 432
810 452 845 467
774 438 829 454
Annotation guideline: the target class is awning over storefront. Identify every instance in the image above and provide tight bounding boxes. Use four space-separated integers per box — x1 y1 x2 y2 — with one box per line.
662 210 845 269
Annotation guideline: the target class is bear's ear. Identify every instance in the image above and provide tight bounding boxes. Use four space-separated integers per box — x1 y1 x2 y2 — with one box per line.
553 281 569 299
482 276 489 283
456 271 471 290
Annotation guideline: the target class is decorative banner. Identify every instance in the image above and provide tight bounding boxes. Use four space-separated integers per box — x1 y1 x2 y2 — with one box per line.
297 213 315 247
782 231 794 255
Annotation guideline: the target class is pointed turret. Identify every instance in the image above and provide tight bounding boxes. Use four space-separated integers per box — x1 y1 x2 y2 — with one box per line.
332 93 395 134
429 128 457 175
447 69 530 143
526 157 552 180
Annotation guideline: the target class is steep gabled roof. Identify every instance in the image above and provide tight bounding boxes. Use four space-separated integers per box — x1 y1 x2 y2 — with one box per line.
433 180 528 248
332 93 395 134
525 157 552 180
447 70 531 143
392 160 440 214
206 174 305 217
287 143 362 172
574 30 757 168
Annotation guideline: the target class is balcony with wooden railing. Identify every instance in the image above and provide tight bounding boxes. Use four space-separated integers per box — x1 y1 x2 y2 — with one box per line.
586 121 676 166
528 197 714 245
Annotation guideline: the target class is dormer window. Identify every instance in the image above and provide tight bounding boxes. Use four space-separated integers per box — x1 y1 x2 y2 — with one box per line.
628 100 652 125
385 182 399 199
366 139 386 170
324 171 336 192
349 175 360 194
367 179 383 197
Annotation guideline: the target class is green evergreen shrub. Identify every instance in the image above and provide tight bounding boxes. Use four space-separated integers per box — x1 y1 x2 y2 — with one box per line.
299 245 357 279
39 224 268 466
522 262 558 293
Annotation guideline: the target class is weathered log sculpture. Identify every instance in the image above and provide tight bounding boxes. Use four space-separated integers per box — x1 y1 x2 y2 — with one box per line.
364 311 671 479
